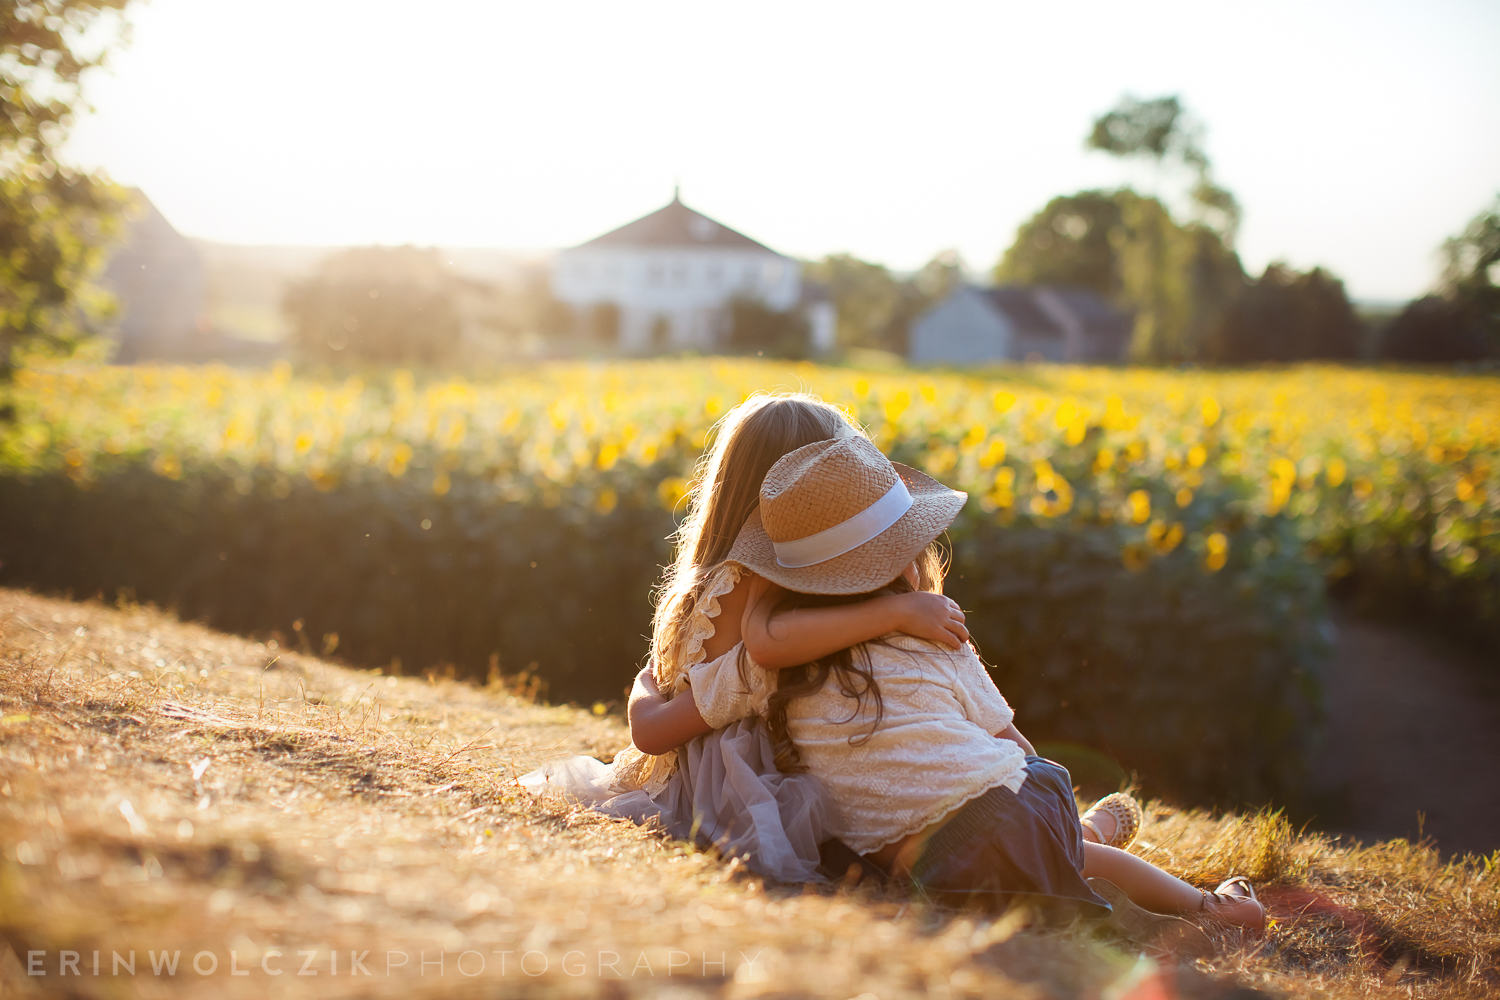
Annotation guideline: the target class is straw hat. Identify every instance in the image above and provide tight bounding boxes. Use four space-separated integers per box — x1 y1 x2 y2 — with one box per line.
726 436 967 594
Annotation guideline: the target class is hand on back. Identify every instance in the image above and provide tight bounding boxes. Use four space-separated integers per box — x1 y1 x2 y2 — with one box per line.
889 591 968 650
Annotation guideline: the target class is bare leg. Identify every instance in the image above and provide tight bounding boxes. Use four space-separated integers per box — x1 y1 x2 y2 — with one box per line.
1082 843 1264 929
1082 843 1200 911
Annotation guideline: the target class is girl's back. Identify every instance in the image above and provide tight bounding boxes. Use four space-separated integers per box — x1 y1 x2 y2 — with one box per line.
780 635 1027 857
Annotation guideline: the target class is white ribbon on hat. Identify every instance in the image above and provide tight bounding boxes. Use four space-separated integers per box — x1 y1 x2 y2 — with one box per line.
772 478 914 569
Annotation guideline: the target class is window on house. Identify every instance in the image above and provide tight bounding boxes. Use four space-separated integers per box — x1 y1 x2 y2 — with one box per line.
647 262 664 287
671 261 688 286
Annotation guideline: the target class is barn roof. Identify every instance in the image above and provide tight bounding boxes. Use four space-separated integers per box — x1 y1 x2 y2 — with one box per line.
982 286 1063 336
573 191 781 254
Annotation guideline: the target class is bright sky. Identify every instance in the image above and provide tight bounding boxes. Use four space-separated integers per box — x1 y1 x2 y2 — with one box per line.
66 0 1500 301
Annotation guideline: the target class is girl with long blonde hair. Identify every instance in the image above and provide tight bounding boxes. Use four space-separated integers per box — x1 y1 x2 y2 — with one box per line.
524 392 969 881
636 434 1266 944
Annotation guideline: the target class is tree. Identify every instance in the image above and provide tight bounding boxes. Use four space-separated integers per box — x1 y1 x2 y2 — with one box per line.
1210 263 1362 362
1441 195 1500 298
994 192 1125 298
990 95 1253 361
800 253 901 350
724 297 809 359
995 190 1245 361
1 0 138 382
1380 296 1489 362
1379 196 1499 362
801 250 966 355
283 247 465 365
1087 93 1240 242
1440 194 1499 357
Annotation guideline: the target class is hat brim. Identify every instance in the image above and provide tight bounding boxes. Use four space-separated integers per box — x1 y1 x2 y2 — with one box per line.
726 463 967 595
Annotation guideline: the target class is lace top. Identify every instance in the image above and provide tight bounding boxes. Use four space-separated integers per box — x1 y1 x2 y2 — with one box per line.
687 634 1028 856
607 562 743 795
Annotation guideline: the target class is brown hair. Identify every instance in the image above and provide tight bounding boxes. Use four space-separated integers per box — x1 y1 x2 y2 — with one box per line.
649 393 861 685
761 541 948 773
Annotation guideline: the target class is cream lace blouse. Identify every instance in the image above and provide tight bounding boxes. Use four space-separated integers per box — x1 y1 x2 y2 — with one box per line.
686 633 1028 856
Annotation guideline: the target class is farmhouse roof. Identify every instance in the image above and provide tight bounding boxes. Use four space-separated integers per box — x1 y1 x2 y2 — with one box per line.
574 191 781 255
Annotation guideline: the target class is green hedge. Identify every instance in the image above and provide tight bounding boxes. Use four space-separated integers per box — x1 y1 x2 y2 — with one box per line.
0 459 1326 808
946 517 1327 806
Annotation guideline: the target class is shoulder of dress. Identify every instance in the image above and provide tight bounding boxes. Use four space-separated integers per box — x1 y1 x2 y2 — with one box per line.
672 562 742 674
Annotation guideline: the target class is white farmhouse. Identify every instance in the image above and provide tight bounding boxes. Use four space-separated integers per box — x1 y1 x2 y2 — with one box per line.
552 191 833 353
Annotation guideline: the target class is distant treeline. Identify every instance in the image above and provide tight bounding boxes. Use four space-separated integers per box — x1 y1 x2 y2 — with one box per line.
269 96 1498 369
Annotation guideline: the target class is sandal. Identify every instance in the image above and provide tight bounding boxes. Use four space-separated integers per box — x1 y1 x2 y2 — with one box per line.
1087 877 1215 959
1080 792 1143 849
1198 875 1266 934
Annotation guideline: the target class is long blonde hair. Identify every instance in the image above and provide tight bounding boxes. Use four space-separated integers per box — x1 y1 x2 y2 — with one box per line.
650 393 860 680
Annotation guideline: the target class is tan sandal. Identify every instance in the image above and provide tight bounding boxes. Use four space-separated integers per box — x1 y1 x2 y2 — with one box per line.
1080 792 1143 849
1198 875 1266 933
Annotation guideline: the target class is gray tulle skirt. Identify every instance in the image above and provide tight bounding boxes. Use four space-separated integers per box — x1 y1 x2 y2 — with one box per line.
518 717 839 884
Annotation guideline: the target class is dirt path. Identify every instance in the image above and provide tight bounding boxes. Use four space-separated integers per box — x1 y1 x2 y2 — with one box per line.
1313 614 1500 857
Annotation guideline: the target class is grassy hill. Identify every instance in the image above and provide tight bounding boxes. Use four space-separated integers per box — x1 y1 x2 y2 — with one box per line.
0 588 1495 999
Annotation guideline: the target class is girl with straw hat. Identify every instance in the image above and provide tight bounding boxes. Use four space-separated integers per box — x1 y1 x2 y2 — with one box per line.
521 393 974 883
650 434 1266 940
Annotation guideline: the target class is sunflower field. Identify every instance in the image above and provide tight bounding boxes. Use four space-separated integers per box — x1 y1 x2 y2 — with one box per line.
2 360 1495 805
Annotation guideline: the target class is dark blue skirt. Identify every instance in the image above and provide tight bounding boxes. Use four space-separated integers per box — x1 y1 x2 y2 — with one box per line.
904 757 1111 919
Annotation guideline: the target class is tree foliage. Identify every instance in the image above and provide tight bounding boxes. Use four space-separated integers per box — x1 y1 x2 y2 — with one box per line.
801 253 901 350
1441 195 1500 298
1380 296 1490 363
283 247 466 365
1088 95 1206 168
1379 196 1500 362
1087 94 1241 243
1210 263 1362 363
993 96 1375 364
725 297 809 358
1 0 137 381
802 250 966 355
995 190 1245 361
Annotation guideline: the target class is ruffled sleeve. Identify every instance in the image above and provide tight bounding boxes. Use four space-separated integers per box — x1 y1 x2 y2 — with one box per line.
609 561 744 796
655 561 742 695
688 643 774 729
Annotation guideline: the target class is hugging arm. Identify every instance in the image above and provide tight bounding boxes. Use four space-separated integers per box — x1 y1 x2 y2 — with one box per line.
627 665 713 756
996 722 1036 756
740 572 970 669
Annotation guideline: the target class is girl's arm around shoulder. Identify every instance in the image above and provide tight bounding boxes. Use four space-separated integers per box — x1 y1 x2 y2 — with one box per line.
627 665 712 756
740 572 970 669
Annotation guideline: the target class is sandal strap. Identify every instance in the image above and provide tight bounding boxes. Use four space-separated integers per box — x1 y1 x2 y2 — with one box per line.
1201 875 1257 910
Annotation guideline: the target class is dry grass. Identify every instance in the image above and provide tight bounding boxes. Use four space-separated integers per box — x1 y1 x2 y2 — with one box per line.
0 588 1494 999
